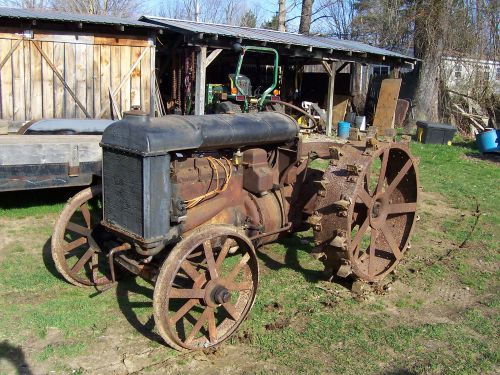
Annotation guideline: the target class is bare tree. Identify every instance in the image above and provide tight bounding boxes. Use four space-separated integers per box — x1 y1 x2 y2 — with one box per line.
0 0 49 8
51 0 143 17
299 0 314 34
278 0 286 31
156 0 250 26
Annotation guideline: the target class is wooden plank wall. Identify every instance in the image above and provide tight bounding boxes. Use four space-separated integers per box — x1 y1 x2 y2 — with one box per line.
0 30 154 121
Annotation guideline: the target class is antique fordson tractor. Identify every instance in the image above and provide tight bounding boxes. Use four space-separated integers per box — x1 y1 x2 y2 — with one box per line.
51 112 418 350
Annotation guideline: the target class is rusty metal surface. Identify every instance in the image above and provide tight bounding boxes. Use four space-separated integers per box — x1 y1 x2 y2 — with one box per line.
311 140 419 282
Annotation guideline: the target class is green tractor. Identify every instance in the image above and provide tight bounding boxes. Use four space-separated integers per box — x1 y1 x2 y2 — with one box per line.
206 45 282 114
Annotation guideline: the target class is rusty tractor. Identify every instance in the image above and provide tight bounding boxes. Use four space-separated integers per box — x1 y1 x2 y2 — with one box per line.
51 111 418 350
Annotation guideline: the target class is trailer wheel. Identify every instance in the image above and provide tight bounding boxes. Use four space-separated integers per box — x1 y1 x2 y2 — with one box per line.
51 185 116 287
153 225 258 351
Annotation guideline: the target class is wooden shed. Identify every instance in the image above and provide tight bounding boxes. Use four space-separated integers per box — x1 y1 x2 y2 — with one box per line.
0 8 158 126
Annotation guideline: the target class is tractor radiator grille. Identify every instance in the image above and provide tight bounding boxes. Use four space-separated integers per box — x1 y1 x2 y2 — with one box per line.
102 148 171 243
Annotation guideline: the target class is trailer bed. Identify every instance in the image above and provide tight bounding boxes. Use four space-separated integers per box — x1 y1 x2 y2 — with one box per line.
0 135 102 192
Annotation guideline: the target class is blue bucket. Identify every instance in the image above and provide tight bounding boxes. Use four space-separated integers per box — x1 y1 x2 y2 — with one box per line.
476 128 498 153
338 121 350 139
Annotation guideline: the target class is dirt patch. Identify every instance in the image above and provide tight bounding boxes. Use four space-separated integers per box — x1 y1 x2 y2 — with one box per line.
264 316 290 331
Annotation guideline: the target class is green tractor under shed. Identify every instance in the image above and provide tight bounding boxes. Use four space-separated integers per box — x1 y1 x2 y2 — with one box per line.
206 45 282 114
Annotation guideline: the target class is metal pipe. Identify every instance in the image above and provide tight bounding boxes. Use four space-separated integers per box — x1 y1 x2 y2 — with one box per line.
108 243 131 283
249 223 292 241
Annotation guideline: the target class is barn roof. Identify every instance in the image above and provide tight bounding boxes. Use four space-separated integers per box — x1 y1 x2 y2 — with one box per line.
0 7 156 29
140 16 416 64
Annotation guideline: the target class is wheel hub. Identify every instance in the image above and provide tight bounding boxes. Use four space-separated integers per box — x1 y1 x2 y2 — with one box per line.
212 285 231 304
369 195 388 229
204 279 232 307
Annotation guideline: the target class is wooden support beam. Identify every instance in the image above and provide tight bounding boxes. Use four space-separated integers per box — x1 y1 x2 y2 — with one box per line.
195 45 207 115
204 48 222 69
325 61 336 137
108 87 122 120
31 40 92 119
150 45 156 116
336 62 349 74
0 39 22 72
321 60 333 77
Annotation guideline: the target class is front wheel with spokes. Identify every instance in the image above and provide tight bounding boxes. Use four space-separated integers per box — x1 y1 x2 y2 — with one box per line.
51 185 117 287
153 225 258 351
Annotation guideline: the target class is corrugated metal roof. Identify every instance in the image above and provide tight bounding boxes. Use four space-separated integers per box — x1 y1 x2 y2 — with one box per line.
0 7 156 28
141 16 414 61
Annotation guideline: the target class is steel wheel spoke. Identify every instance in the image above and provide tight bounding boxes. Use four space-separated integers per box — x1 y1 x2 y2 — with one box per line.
222 302 240 321
64 236 87 252
207 307 217 343
376 149 389 194
215 238 232 271
181 260 201 281
358 188 372 207
368 228 377 277
385 158 413 197
169 287 205 299
352 217 370 258
185 307 209 344
71 247 95 274
227 253 250 281
381 226 402 259
80 202 92 227
66 222 91 237
169 299 198 325
203 240 219 280
387 202 417 214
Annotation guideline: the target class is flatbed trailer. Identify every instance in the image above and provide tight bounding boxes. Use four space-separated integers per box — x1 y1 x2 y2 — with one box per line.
0 135 102 192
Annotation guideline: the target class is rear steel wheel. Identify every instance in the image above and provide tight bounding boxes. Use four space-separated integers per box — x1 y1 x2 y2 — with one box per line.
153 225 258 351
312 141 419 282
51 185 116 287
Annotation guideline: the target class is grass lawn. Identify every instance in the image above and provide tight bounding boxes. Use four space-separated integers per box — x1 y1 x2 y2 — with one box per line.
0 139 498 374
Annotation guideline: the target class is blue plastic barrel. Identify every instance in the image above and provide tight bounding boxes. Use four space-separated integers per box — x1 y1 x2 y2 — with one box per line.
476 128 498 153
338 121 350 139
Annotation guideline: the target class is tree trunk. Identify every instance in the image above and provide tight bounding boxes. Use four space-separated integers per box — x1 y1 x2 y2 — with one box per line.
413 0 451 123
299 0 314 34
278 0 286 32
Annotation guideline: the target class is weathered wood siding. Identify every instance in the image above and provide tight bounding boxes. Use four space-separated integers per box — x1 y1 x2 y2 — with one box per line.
0 29 154 121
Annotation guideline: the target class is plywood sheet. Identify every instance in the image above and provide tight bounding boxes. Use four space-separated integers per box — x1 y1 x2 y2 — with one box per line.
332 95 350 127
373 78 402 133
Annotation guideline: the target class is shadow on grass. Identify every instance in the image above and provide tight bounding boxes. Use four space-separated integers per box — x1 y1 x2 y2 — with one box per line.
0 340 32 375
0 187 80 210
42 236 67 284
465 152 500 164
116 278 164 345
256 233 324 284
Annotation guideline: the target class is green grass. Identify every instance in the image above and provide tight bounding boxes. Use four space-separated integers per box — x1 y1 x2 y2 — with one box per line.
0 139 498 374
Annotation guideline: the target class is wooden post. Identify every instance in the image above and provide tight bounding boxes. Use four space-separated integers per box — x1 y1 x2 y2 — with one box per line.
149 40 156 116
323 61 336 137
195 45 207 115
